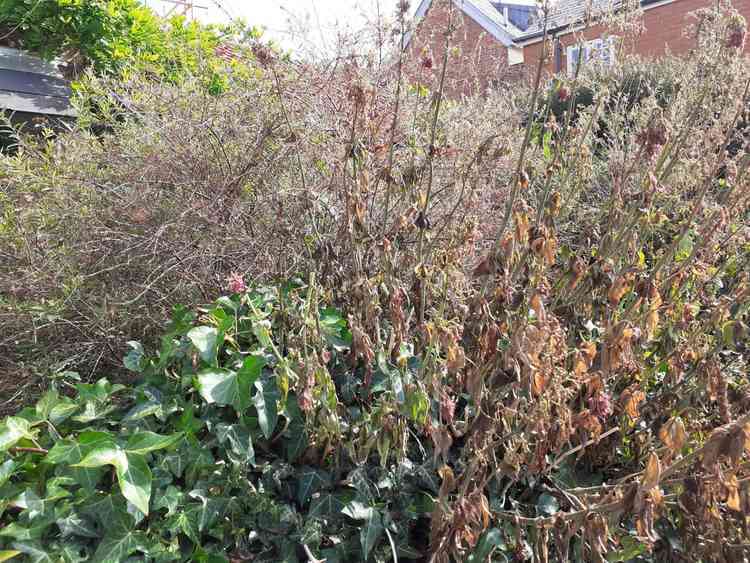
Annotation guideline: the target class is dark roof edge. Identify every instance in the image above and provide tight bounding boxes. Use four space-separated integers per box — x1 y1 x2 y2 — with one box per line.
515 0 675 43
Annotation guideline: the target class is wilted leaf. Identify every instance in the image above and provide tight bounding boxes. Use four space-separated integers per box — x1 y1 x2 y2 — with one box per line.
642 453 661 490
658 418 687 456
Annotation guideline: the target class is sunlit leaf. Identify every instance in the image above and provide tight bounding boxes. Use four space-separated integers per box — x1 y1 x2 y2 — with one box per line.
76 448 152 515
187 326 220 366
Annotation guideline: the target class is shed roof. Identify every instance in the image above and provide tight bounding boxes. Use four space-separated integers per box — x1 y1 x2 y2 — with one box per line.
0 48 76 118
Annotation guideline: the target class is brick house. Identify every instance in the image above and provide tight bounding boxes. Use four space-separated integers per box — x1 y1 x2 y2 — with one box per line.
406 0 750 95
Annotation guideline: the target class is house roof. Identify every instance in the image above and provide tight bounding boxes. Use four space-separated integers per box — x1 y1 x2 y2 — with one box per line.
411 0 523 47
519 0 618 39
410 0 674 46
0 48 76 118
516 0 671 41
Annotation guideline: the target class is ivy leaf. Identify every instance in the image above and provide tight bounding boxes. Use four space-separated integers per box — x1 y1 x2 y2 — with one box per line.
183 491 225 538
76 448 152 515
8 542 53 563
125 431 182 455
80 493 134 533
56 513 99 539
296 467 331 506
188 326 220 366
360 510 384 560
253 379 278 440
342 500 375 521
285 419 307 462
309 493 348 518
153 485 183 516
0 522 50 541
123 341 145 373
49 399 78 425
237 355 265 411
215 424 255 466
35 389 59 420
0 417 36 452
467 528 505 562
195 369 243 410
0 460 18 488
92 530 146 563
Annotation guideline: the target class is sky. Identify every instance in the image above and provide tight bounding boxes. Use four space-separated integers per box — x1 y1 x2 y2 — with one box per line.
145 0 404 52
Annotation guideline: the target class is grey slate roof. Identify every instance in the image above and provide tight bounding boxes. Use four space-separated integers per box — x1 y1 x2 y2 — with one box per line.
412 0 663 44
519 0 619 39
0 48 76 118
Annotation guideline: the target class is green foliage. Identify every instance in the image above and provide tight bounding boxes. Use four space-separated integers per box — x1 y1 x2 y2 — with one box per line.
0 285 444 561
0 0 233 82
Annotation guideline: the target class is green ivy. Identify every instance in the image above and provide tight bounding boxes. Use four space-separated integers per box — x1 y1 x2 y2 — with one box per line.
0 285 445 562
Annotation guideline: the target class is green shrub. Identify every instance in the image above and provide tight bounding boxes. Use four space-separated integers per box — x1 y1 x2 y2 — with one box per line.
0 0 234 82
0 283 440 561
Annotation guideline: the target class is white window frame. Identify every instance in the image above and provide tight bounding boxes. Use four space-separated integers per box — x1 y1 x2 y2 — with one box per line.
566 36 617 76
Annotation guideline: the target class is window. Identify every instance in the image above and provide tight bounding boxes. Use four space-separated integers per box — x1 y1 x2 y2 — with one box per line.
566 36 617 76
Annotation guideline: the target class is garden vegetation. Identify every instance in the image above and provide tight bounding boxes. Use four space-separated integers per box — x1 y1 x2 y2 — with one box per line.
1 0 750 561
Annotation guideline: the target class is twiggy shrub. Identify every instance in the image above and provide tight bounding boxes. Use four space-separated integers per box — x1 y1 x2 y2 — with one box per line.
1 0 750 560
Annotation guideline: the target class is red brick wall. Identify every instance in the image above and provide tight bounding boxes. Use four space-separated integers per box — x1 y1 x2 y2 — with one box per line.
521 0 750 76
406 0 515 97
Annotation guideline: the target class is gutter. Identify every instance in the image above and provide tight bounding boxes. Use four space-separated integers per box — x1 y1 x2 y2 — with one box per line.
514 0 678 45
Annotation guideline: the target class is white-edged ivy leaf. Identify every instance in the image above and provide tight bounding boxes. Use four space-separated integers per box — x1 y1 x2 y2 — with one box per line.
342 500 375 521
92 530 146 563
237 355 265 411
184 491 225 537
0 460 18 488
125 431 182 455
0 522 50 541
80 493 133 534
187 326 220 366
9 542 53 563
48 399 78 425
76 379 125 403
296 467 331 505
75 448 152 515
308 493 347 518
123 341 145 373
215 424 255 466
253 379 278 440
122 401 162 422
195 369 241 410
360 510 384 560
0 417 36 452
45 432 114 490
0 551 21 562
153 485 183 516
56 513 99 539
34 389 59 420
